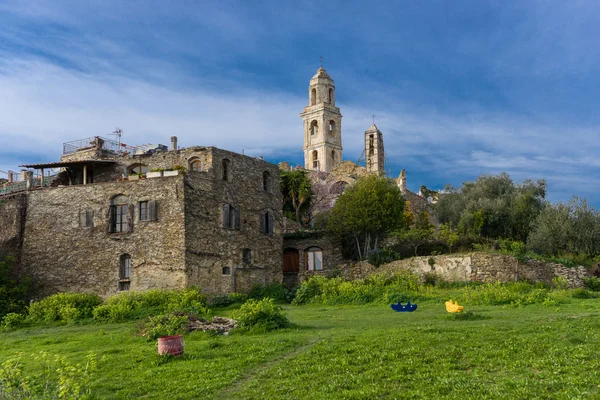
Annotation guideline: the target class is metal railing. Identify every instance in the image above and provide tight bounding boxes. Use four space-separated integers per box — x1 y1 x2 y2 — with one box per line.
62 136 138 155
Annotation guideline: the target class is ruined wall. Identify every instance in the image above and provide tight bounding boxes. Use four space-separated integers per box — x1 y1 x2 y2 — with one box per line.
184 148 283 294
0 194 26 259
21 177 187 297
339 252 590 288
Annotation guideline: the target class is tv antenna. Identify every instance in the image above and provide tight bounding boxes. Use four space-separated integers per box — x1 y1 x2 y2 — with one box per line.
110 128 123 153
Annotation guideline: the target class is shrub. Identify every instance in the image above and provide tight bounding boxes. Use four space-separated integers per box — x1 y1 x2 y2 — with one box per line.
28 293 102 323
137 312 190 341
584 277 600 292
96 288 209 322
231 298 290 332
552 277 569 290
248 283 290 303
367 248 400 267
0 255 31 319
0 312 26 330
571 288 594 299
208 293 249 308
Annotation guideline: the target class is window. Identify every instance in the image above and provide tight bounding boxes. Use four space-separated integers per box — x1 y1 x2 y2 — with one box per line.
128 163 148 176
222 266 231 275
108 195 132 233
328 88 333 104
312 150 319 170
260 211 274 235
79 209 93 227
222 159 230 181
310 88 316 106
262 171 271 192
310 120 318 136
139 200 157 221
189 158 202 172
306 247 323 271
329 120 336 136
119 254 131 291
222 204 240 230
242 249 252 266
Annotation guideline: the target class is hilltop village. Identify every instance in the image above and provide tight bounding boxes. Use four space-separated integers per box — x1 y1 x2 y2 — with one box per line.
0 67 436 296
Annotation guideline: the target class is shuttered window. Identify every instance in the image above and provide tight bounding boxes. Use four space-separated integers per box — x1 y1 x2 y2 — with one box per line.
260 211 274 235
139 200 157 221
79 209 93 227
222 204 240 230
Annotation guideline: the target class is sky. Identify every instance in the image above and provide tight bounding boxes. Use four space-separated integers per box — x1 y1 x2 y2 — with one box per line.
1 1 599 205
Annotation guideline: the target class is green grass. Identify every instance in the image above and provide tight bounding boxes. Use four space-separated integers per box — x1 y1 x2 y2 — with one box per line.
2 298 600 399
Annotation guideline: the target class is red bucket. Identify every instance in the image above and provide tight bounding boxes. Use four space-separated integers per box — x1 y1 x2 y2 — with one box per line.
157 334 184 356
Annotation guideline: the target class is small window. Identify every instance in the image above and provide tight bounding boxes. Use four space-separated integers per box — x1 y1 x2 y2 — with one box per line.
328 88 333 104
222 159 231 181
262 171 271 192
222 204 240 230
108 195 132 233
128 163 148 176
329 120 335 135
139 200 157 221
310 120 318 136
79 209 93 227
242 249 252 266
310 88 316 106
222 266 231 275
189 159 202 172
260 211 274 235
306 247 323 271
119 254 131 291
312 150 319 170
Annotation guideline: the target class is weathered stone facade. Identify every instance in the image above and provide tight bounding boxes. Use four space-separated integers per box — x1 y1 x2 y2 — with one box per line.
6 141 282 297
282 235 345 287
338 252 591 288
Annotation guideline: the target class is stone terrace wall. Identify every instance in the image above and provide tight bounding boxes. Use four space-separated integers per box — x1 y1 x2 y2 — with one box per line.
0 193 26 259
21 177 187 297
184 148 283 294
339 252 590 288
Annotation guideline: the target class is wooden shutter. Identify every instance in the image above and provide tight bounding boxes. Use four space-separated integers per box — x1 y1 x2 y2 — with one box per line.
127 204 134 232
107 206 115 233
148 200 157 221
222 204 230 228
234 208 241 230
268 212 274 235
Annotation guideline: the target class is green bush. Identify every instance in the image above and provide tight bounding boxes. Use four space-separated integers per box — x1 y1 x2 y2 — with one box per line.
28 293 102 323
231 298 290 332
584 277 600 292
96 288 209 322
0 256 31 319
367 248 400 267
571 288 594 299
137 312 190 341
0 312 26 330
552 277 569 290
208 293 248 308
248 283 290 303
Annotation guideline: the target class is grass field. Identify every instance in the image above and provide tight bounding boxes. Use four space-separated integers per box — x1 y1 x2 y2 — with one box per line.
2 299 600 399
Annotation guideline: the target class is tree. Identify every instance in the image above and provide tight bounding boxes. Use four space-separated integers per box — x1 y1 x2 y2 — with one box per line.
397 227 435 256
0 255 30 319
325 175 405 259
438 223 460 253
280 169 312 224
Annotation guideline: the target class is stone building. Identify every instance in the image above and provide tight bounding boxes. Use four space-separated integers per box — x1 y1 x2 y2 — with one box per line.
1 136 283 297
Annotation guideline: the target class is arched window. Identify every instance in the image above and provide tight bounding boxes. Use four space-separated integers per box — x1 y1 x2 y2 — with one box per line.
222 159 230 181
310 120 318 136
310 88 317 106
312 150 319 170
189 158 202 172
331 150 336 165
306 247 323 271
128 163 148 176
119 254 131 290
329 120 335 136
262 171 271 192
242 248 252 266
109 195 131 233
328 88 333 104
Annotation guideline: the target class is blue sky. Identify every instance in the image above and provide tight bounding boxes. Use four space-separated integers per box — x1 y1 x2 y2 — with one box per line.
1 1 599 205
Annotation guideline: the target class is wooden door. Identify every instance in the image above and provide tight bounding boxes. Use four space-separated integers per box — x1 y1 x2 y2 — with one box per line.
283 249 299 273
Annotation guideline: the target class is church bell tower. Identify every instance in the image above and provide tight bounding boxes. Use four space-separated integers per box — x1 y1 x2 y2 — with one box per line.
300 66 343 172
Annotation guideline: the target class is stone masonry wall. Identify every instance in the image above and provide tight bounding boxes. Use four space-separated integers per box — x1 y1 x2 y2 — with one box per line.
184 148 283 294
0 194 26 259
21 177 187 297
339 252 590 288
283 236 344 283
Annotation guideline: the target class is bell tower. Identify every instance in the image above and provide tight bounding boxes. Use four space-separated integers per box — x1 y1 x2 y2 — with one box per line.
300 66 343 172
365 124 384 174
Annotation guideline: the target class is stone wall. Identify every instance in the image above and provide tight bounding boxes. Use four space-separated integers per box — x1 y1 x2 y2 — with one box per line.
184 148 283 294
21 177 187 297
282 236 344 286
0 194 26 259
338 252 590 288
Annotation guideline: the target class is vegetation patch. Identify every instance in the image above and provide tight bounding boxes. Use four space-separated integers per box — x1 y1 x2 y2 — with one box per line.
231 298 290 333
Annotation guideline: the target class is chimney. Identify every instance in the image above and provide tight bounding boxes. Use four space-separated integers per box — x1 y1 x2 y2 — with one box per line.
170 136 178 151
